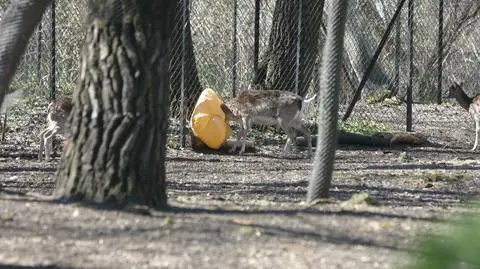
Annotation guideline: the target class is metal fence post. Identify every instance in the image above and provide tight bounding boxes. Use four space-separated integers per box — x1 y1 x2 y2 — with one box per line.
436 0 444 104
406 0 414 132
232 0 238 97
49 0 56 102
180 0 187 148
36 21 42 88
295 0 302 95
253 0 260 77
394 0 401 94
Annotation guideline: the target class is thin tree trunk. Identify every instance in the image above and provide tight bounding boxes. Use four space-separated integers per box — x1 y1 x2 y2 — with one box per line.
254 0 324 97
55 0 175 209
307 0 348 202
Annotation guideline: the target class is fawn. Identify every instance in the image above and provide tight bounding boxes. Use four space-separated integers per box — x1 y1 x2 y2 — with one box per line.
38 97 73 161
448 81 480 151
221 89 316 157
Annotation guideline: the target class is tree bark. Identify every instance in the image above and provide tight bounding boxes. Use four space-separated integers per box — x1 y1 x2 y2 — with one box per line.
55 0 175 209
254 0 324 97
307 0 348 202
169 0 203 120
0 0 52 107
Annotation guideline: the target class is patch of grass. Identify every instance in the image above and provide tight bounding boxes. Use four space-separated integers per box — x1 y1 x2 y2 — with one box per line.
342 192 379 206
365 91 389 104
399 152 414 163
339 119 394 135
440 99 458 108
423 172 471 183
56 82 76 97
364 91 404 106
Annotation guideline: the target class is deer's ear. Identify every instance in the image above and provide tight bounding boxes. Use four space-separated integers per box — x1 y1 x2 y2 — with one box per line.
220 103 234 116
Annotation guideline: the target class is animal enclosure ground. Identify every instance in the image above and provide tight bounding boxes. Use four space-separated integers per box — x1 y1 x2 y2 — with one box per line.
0 100 479 269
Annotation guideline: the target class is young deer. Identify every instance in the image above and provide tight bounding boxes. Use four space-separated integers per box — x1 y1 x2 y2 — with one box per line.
38 97 73 161
448 81 480 151
221 89 316 157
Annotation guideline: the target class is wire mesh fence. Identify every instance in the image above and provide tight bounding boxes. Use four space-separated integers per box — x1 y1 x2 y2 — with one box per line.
2 0 480 149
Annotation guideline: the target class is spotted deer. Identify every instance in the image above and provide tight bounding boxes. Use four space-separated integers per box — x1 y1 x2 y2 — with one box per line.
448 81 480 151
38 97 73 161
221 89 316 157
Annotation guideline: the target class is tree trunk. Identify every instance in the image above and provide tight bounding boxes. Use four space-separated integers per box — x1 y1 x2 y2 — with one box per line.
55 0 175 209
254 0 324 97
169 0 203 120
307 0 348 202
0 0 52 107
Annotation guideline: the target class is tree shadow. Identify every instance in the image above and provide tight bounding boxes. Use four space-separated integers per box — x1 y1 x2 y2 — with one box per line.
0 196 422 253
0 264 75 269
166 179 478 208
365 162 480 171
0 167 56 173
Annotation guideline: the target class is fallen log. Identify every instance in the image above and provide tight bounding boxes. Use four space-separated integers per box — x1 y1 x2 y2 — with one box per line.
190 128 428 153
295 131 428 147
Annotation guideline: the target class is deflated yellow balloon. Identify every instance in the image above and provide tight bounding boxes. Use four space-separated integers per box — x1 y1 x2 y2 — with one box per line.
190 88 232 149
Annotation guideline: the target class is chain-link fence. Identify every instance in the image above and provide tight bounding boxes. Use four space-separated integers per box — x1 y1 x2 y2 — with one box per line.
338 0 480 147
4 0 480 149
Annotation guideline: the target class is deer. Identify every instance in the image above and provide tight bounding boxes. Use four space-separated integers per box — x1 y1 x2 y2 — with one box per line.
220 89 316 158
448 81 480 151
38 97 73 161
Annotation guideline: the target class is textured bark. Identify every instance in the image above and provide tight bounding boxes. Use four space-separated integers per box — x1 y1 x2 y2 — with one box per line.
169 0 203 120
307 0 348 202
254 0 324 97
0 0 52 107
55 0 175 209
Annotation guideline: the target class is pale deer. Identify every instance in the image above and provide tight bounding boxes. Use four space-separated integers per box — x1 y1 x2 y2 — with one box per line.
221 89 316 157
448 81 480 151
38 97 73 161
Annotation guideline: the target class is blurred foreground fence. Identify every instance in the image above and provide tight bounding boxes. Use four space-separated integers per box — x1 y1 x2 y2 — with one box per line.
2 0 480 147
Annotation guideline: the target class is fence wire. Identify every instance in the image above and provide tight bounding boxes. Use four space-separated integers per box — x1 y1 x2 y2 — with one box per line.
2 0 480 149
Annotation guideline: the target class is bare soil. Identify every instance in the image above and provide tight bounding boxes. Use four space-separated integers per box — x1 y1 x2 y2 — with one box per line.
0 99 479 269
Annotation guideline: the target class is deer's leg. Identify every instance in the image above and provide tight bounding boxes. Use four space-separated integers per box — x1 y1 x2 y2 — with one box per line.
472 118 480 151
1 111 7 142
292 120 313 158
230 125 243 153
44 129 57 161
38 127 51 160
239 118 250 155
278 119 296 155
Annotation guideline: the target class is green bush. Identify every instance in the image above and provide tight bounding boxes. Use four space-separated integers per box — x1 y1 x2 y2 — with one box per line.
407 210 480 269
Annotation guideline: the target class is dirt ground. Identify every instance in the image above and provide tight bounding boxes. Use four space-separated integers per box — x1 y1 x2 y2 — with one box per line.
0 99 479 269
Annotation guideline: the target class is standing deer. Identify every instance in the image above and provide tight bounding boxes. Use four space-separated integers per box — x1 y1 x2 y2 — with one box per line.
448 81 480 151
221 89 316 157
38 97 73 161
